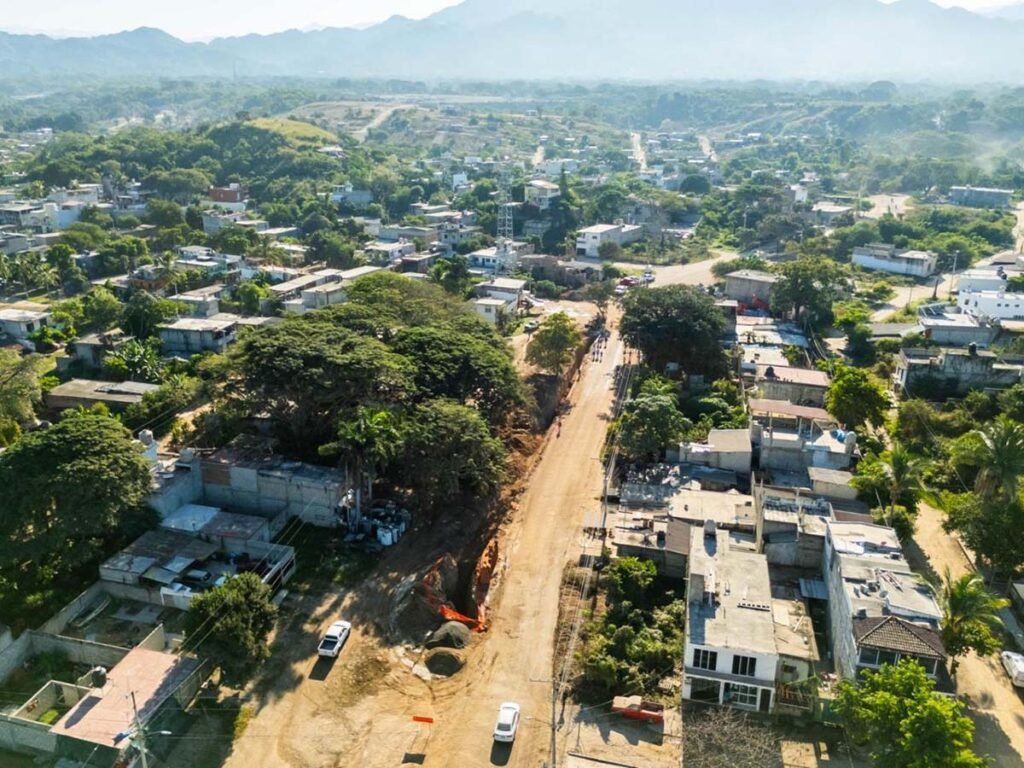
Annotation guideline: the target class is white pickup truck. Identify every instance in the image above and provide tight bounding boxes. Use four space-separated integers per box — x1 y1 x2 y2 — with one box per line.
317 620 352 658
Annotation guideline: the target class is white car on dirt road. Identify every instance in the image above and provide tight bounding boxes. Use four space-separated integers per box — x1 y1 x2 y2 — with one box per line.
492 702 521 743
1001 650 1024 687
317 620 351 658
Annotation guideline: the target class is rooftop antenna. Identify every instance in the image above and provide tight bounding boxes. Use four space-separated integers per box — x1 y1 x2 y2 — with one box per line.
496 165 514 242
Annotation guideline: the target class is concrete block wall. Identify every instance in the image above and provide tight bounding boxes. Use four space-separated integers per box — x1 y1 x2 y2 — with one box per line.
37 582 107 636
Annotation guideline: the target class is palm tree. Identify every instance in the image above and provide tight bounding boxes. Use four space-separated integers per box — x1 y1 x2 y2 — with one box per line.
971 415 1024 503
939 568 1008 673
879 441 928 522
321 407 402 522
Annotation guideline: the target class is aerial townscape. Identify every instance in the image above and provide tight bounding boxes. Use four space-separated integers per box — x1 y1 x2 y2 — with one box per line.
7 1 1024 767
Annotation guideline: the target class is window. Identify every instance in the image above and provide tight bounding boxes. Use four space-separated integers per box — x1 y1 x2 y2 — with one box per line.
724 682 759 708
858 647 880 666
877 650 898 667
693 649 718 671
732 655 757 677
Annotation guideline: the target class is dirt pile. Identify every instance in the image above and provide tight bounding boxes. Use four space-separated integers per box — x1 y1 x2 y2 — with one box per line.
426 621 471 650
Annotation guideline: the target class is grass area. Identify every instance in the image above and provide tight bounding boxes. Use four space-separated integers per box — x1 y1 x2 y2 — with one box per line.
248 117 338 147
283 524 379 594
233 704 254 739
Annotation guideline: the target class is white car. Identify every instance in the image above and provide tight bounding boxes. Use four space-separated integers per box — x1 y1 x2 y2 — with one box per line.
492 702 521 743
1001 650 1024 687
317 620 352 658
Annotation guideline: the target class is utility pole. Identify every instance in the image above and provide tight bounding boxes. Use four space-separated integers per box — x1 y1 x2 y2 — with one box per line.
549 677 558 768
131 692 149 768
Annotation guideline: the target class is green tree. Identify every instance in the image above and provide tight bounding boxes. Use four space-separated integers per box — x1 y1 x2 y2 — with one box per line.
824 365 889 429
605 557 657 605
584 280 616 318
770 256 848 328
853 441 929 522
0 411 155 606
102 339 164 383
307 231 356 269
597 240 624 261
940 569 1008 673
398 399 506 510
226 321 413 453
146 198 186 229
617 394 691 462
121 290 183 339
321 407 402 517
968 415 1024 503
0 350 42 424
184 572 277 686
619 285 727 376
236 282 269 315
526 312 582 376
79 286 123 332
430 255 471 296
943 492 1024 577
833 660 986 768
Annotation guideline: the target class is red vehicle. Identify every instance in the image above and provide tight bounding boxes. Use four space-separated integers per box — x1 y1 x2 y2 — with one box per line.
611 695 665 724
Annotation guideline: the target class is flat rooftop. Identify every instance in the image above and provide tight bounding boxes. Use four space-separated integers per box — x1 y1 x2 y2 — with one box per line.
50 646 199 747
667 488 755 529
748 398 833 423
756 364 829 387
159 317 237 332
47 379 158 404
772 596 819 662
688 528 777 655
727 269 779 283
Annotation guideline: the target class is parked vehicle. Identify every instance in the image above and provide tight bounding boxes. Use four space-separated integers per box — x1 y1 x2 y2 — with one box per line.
611 695 665 724
317 620 352 658
1001 650 1024 687
492 702 521 742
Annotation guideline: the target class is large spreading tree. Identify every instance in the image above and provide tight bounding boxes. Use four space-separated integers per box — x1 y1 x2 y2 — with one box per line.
825 364 890 429
526 312 582 377
184 572 277 686
619 285 727 376
0 412 156 626
834 660 986 768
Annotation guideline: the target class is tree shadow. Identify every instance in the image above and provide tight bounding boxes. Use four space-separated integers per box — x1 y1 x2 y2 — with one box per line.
967 709 1024 766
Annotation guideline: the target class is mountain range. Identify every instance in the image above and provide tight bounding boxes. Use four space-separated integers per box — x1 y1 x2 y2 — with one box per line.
5 0 1024 82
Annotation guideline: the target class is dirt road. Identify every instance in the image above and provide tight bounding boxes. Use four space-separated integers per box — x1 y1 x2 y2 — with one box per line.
869 274 954 323
910 504 1024 766
1015 201 1024 254
698 135 717 164
631 131 648 171
612 251 733 289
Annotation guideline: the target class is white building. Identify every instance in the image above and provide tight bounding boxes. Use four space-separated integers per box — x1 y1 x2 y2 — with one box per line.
955 267 1014 295
525 179 561 211
852 244 938 278
958 289 1024 320
467 240 527 273
575 223 645 259
0 304 52 340
683 526 779 713
823 521 944 682
472 297 509 325
475 276 527 308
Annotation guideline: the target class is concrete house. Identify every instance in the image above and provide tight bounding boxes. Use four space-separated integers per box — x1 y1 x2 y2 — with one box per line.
917 303 999 347
958 289 1024 320
0 304 51 340
45 379 158 414
894 346 1024 395
158 315 239 355
724 270 779 306
852 244 938 278
755 365 830 407
683 526 779 712
823 521 944 682
525 179 561 210
66 328 133 370
575 223 644 259
675 428 752 476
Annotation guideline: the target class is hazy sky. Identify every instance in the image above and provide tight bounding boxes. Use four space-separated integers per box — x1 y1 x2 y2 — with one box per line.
0 0 1016 40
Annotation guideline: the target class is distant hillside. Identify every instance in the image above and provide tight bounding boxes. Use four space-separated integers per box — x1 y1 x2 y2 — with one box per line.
4 0 1024 82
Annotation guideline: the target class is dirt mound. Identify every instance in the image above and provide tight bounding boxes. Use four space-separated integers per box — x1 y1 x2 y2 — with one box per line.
426 621 472 650
424 648 465 677
389 554 461 641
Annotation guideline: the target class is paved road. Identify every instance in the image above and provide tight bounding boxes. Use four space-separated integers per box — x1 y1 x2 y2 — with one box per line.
613 252 733 289
869 274 954 323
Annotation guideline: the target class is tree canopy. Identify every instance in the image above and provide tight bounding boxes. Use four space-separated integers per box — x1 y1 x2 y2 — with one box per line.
620 285 727 376
184 572 277 686
834 660 986 768
825 365 890 429
526 312 582 377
